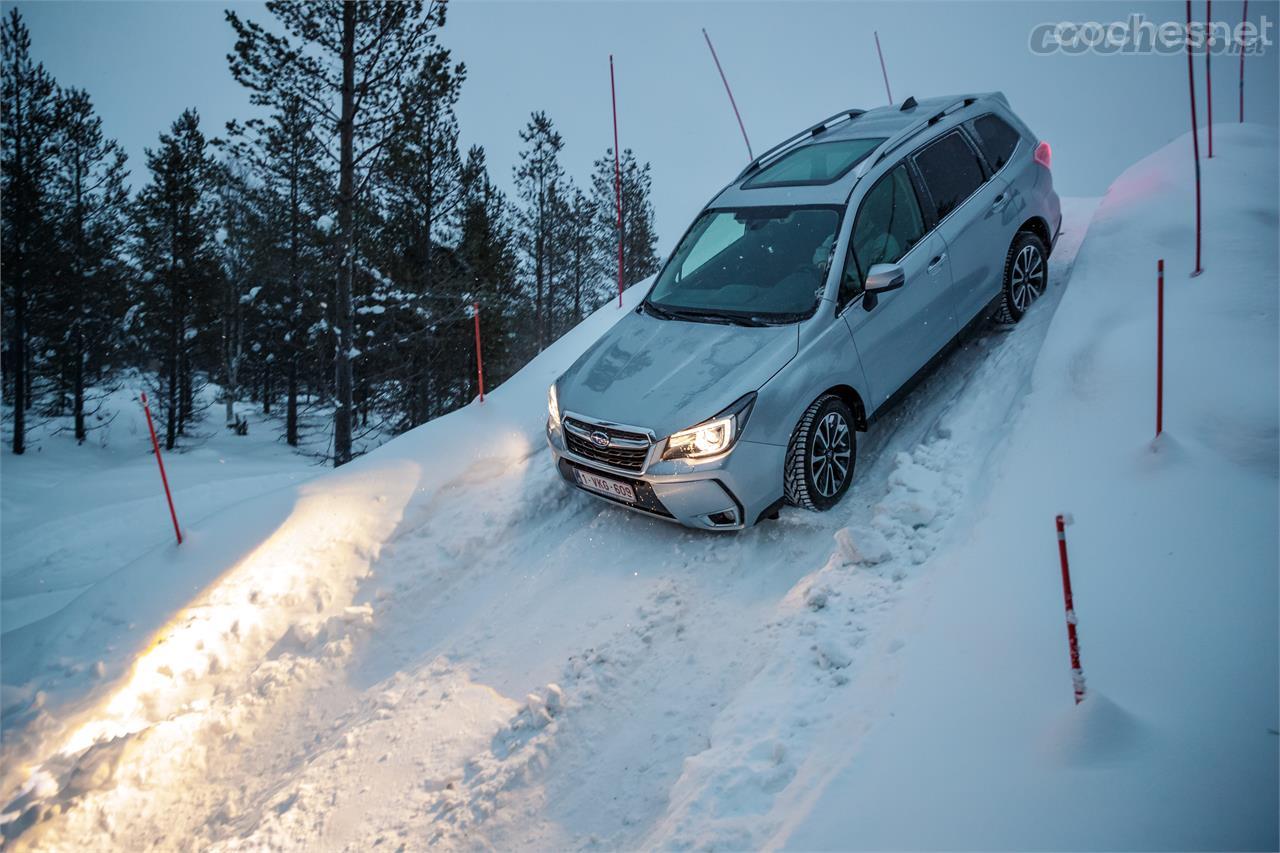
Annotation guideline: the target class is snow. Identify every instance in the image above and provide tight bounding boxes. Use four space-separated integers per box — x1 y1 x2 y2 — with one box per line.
782 124 1278 851
2 126 1276 850
2 379 321 740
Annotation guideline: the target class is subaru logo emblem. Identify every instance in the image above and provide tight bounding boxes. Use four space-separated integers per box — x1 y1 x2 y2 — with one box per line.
589 430 610 448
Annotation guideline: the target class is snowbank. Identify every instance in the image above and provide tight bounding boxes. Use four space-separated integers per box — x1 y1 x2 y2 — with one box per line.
0 287 646 839
781 124 1278 850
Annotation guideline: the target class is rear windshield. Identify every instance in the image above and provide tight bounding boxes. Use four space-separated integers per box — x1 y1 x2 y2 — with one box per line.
647 206 842 321
743 137 885 188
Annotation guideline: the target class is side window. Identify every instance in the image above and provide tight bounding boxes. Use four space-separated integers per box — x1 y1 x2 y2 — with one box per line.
913 131 986 221
971 114 1021 172
839 164 926 309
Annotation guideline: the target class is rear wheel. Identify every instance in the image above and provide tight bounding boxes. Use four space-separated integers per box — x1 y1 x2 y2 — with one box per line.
784 394 856 511
996 231 1048 324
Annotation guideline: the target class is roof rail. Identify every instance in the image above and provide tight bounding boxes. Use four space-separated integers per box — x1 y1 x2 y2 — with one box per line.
735 107 865 182
867 93 984 169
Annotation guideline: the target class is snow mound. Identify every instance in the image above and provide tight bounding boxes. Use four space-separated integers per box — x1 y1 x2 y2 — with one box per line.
784 124 1278 851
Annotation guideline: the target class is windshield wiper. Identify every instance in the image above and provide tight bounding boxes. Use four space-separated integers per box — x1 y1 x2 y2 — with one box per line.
644 301 779 327
640 299 677 320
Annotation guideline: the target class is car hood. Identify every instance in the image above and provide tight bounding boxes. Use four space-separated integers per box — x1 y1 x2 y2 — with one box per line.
556 308 799 438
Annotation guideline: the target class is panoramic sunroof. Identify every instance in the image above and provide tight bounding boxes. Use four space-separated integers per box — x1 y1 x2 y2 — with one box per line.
743 137 887 188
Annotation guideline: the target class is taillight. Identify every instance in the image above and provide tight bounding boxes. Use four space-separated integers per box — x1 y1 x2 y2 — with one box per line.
1034 141 1052 169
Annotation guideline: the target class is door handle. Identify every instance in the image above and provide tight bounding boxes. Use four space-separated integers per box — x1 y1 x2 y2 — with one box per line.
927 253 947 274
991 192 1009 210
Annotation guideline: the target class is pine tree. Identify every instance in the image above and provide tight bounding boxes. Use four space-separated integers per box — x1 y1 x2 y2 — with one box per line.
375 49 467 427
513 111 564 352
133 109 222 450
563 184 600 327
49 86 130 442
220 96 328 446
1 8 59 454
458 146 518 389
227 0 451 466
591 147 660 294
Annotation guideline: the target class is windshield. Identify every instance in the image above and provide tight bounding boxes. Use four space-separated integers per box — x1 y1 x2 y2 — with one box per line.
646 206 841 322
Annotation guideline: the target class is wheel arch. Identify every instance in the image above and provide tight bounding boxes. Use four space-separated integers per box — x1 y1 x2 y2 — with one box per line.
820 384 868 431
1017 215 1052 251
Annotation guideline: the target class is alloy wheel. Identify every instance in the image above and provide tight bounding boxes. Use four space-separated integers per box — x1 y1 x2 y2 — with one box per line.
1010 244 1045 312
810 411 852 498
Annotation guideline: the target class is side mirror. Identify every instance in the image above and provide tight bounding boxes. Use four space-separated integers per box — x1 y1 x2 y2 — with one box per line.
862 263 905 311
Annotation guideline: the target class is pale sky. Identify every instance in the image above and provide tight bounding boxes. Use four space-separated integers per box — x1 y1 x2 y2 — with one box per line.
12 0 1280 252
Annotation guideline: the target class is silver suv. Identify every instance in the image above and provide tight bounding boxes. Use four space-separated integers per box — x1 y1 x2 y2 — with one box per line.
547 93 1061 530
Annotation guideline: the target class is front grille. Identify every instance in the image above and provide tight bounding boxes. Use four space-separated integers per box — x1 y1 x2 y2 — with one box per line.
563 417 651 472
557 459 673 518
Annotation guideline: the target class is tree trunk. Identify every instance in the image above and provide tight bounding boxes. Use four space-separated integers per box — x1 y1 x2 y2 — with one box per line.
332 0 356 467
287 356 299 446
535 200 545 352
9 42 25 454
166 323 178 451
179 344 192 435
11 274 25 454
286 133 301 447
73 332 86 442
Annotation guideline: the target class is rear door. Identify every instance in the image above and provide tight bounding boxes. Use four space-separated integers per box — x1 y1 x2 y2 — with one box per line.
911 129 1011 329
840 163 954 410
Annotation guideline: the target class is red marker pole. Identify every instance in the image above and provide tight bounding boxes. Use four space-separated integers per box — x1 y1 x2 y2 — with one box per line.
1157 259 1165 437
702 28 754 161
1239 0 1248 122
1186 0 1204 275
1206 0 1214 157
609 55 624 308
1055 514 1086 705
473 302 485 403
141 392 182 545
874 31 893 105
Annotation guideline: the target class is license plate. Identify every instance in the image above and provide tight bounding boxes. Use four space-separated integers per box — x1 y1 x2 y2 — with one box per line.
573 468 637 503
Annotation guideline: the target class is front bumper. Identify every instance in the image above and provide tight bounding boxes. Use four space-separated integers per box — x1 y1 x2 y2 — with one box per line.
547 417 783 531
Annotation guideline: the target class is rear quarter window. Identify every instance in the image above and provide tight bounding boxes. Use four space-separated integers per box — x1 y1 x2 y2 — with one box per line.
912 131 986 221
971 114 1022 172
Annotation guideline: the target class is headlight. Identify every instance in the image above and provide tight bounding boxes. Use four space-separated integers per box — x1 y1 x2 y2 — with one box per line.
662 392 756 461
548 383 561 428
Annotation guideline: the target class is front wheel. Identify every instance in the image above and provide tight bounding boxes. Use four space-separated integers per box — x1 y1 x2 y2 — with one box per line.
784 394 856 512
995 231 1048 324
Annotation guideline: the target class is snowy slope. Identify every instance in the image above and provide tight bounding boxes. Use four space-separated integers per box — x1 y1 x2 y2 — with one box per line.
3 127 1274 851
781 124 1278 851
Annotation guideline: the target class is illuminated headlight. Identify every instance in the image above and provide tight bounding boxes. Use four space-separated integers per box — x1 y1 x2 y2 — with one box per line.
662 392 756 461
548 382 561 428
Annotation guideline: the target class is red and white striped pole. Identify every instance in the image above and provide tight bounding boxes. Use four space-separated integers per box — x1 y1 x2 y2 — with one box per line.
1156 259 1165 437
609 55 624 308
874 31 893 105
1207 0 1214 158
1239 0 1248 122
141 392 182 545
1186 0 1204 276
1055 514 1086 704
473 302 485 403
